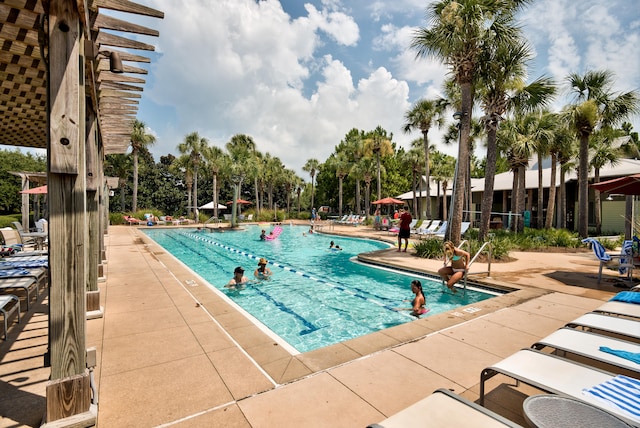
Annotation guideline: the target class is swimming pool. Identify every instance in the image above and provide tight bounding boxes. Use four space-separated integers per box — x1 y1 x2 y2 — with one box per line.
143 225 496 353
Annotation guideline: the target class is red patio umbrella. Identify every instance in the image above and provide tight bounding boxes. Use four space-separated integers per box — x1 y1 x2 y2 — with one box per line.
590 173 640 195
226 199 252 204
19 185 48 194
372 197 404 205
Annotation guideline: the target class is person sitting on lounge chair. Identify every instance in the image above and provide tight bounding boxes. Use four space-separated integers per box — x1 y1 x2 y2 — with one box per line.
438 241 469 293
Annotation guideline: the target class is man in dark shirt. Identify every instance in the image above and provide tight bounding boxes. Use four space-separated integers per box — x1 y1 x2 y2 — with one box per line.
397 208 412 252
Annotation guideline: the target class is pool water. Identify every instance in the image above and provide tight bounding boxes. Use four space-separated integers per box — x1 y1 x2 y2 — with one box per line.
143 225 495 353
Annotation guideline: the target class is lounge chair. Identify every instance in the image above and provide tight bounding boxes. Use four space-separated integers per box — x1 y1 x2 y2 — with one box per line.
0 266 48 294
421 221 448 238
0 276 39 311
431 221 471 239
566 313 640 342
531 327 640 373
593 301 640 319
582 238 634 284
366 388 522 428
0 294 20 340
123 215 144 226
480 348 638 426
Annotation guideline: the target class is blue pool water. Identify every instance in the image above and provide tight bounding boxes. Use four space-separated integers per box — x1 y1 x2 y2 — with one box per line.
143 225 495 353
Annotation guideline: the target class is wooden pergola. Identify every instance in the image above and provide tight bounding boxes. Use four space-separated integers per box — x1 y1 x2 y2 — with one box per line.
0 0 163 425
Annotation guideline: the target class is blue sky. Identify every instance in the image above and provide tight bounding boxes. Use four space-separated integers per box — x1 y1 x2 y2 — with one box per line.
10 1 640 177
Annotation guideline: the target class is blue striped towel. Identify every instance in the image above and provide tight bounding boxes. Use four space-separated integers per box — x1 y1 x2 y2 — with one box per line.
619 240 634 275
0 268 31 277
583 375 640 423
582 238 611 262
0 260 48 268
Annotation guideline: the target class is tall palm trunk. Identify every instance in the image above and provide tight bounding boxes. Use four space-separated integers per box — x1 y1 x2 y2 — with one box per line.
594 168 602 235
193 169 198 219
376 153 381 201
479 125 498 240
544 153 557 229
132 151 139 212
578 133 590 237
212 172 218 219
423 130 431 219
338 177 344 217
537 152 544 228
559 164 567 229
449 84 472 243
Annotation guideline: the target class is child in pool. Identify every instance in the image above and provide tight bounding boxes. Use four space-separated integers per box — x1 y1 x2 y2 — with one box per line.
395 280 428 317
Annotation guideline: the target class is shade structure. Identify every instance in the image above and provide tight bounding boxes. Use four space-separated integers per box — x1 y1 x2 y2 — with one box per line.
372 197 404 205
591 173 640 195
227 199 251 205
199 202 227 210
19 185 47 194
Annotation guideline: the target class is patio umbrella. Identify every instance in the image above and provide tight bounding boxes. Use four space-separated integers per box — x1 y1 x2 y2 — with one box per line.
199 202 227 210
19 185 47 194
590 173 640 195
372 197 404 205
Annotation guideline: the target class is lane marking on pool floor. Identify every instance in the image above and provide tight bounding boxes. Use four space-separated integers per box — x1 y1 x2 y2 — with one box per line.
182 231 414 319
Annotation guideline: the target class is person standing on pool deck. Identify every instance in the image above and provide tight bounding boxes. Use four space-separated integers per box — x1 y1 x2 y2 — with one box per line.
254 258 272 280
397 208 412 252
225 266 248 289
438 240 469 293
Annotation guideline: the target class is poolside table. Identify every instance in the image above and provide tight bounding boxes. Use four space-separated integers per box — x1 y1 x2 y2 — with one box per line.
523 394 632 428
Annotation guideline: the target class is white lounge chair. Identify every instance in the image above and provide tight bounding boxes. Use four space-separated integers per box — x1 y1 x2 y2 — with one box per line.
480 348 638 426
566 313 640 342
582 238 635 284
0 294 20 340
531 327 640 373
367 388 522 428
594 301 640 319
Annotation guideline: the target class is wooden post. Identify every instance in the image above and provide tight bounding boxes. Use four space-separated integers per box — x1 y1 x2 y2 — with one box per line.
86 99 102 316
46 0 92 423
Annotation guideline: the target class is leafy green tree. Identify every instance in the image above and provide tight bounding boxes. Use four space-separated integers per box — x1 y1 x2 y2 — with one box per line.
412 0 530 242
130 120 156 212
565 70 639 237
178 132 209 218
363 126 394 202
202 145 227 219
403 98 446 219
303 158 320 212
226 134 256 226
0 149 46 214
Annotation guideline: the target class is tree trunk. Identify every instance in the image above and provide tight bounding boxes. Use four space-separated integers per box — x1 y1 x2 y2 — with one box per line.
423 130 431 219
517 165 526 232
449 82 472 244
537 152 543 228
559 165 567 229
544 153 557 229
132 151 138 212
594 168 601 235
338 177 343 216
213 173 218 218
479 125 498 240
578 132 590 237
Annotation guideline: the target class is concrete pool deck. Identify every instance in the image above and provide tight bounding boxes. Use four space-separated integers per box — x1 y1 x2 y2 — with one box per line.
0 223 633 427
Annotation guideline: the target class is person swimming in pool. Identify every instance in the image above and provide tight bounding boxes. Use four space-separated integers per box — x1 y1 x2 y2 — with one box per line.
438 240 470 293
254 257 272 280
395 280 428 317
225 266 248 289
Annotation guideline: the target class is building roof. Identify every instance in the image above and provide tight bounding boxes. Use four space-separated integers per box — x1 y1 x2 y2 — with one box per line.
398 157 640 199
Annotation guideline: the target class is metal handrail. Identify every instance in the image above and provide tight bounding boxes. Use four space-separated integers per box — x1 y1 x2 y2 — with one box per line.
449 240 492 296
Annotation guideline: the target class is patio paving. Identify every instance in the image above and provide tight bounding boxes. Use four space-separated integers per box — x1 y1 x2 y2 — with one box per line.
0 222 631 427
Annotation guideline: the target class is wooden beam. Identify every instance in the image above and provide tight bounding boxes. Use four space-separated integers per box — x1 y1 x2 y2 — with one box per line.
94 0 164 18
97 31 156 51
94 13 159 36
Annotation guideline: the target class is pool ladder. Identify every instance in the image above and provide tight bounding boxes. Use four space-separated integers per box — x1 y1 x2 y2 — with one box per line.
451 240 492 295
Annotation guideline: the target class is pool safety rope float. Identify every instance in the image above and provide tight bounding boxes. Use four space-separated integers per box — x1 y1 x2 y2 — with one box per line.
180 230 415 318
264 225 283 240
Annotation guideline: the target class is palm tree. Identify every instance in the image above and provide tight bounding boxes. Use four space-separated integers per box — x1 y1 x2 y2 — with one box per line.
177 132 209 219
343 129 365 213
130 119 156 212
405 147 424 219
590 129 622 235
476 36 556 239
403 98 446 219
565 70 639 237
171 155 194 216
430 151 456 222
328 152 350 217
226 134 256 227
302 158 320 212
544 116 574 229
202 145 226 219
363 126 393 202
412 0 529 243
